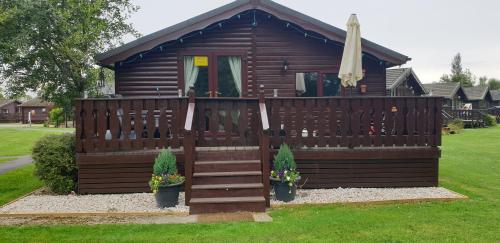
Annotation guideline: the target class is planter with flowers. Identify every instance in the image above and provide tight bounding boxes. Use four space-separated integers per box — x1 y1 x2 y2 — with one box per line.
270 144 301 202
149 149 185 208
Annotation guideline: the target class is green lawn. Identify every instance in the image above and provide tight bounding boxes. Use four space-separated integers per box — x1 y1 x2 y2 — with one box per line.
0 123 73 157
0 164 43 206
0 126 499 242
0 157 14 164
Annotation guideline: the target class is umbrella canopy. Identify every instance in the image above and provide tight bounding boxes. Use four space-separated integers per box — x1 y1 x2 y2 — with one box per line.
338 14 363 88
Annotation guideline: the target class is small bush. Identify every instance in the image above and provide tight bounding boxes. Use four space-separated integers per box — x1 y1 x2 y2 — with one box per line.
273 144 296 172
483 114 497 127
447 118 464 134
49 108 64 127
153 149 178 176
149 150 184 193
32 133 77 194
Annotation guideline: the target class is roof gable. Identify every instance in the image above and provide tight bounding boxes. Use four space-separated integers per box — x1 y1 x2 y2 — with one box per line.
19 98 54 108
386 68 426 94
463 86 489 100
97 0 410 66
0 99 21 108
490 90 500 101
423 82 461 99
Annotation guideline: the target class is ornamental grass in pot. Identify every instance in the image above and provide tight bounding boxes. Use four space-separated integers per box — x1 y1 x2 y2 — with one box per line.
149 149 185 208
270 144 300 202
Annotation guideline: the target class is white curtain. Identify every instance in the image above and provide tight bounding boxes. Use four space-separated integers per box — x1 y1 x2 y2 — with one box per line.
296 72 306 95
228 56 242 97
184 56 199 94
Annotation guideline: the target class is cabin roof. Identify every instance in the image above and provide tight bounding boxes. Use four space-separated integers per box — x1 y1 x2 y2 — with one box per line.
423 83 462 99
19 98 53 108
386 68 426 93
490 89 500 101
463 86 489 101
97 0 410 67
0 99 20 108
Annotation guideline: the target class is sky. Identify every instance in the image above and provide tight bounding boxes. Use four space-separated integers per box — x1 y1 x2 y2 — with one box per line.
126 0 500 83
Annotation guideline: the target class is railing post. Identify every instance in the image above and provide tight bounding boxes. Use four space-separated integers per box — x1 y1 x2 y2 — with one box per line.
183 86 196 206
258 85 271 207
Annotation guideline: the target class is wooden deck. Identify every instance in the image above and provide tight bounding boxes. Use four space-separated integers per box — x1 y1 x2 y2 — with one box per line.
75 89 443 213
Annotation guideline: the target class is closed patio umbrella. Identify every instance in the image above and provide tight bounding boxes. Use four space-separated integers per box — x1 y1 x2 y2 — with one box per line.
338 14 363 90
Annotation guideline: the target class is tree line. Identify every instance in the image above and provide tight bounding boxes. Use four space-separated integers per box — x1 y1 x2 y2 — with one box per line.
440 53 500 90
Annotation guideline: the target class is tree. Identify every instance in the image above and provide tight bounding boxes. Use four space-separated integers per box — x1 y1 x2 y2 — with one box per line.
440 53 475 87
0 0 139 111
488 78 500 90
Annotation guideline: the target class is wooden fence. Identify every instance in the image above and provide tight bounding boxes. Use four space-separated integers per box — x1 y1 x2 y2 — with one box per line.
266 97 443 149
76 96 443 153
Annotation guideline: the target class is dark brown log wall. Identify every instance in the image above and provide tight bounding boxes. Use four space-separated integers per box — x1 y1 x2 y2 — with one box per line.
77 150 185 194
114 11 386 98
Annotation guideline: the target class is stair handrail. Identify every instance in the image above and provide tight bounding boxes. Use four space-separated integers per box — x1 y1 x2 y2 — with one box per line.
258 85 271 206
183 86 196 205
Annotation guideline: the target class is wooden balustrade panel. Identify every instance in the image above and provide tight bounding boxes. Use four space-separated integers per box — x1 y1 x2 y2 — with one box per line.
75 98 187 153
266 97 442 149
75 97 442 152
194 98 259 147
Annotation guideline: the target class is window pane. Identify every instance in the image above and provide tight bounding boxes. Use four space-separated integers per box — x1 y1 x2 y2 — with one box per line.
194 66 209 97
300 72 319 97
323 73 341 96
217 56 240 97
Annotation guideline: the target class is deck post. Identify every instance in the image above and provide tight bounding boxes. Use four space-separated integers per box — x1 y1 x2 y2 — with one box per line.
258 85 271 206
183 86 196 206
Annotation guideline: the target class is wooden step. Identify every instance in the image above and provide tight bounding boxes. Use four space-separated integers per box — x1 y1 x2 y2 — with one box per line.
191 183 264 198
189 196 266 214
195 150 259 161
193 171 262 184
194 160 261 173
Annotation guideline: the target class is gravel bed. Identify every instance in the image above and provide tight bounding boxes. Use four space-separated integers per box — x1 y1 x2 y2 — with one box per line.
271 187 464 205
0 187 464 214
0 192 189 214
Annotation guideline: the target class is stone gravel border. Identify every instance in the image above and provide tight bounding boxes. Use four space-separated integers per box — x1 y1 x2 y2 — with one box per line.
0 187 466 215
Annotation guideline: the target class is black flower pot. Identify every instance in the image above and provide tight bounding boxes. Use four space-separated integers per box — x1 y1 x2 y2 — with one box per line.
154 182 183 208
271 178 299 202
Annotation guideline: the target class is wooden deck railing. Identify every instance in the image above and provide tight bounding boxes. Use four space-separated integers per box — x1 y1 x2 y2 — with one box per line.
192 97 260 147
75 97 188 153
265 96 443 149
258 85 270 206
76 96 444 153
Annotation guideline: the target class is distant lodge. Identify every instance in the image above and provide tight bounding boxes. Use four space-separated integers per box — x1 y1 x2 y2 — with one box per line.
0 98 53 123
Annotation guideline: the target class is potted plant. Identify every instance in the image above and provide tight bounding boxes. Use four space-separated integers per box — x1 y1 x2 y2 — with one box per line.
270 144 301 202
149 149 185 208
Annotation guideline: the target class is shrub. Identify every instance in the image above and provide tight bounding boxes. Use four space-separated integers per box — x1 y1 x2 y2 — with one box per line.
32 133 77 194
271 144 300 186
483 114 497 127
153 149 178 176
447 118 464 134
273 144 296 172
49 108 64 127
149 150 184 193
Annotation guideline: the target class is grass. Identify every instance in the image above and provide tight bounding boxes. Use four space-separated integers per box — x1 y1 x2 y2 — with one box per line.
0 158 14 164
0 164 43 206
0 126 499 242
0 123 73 157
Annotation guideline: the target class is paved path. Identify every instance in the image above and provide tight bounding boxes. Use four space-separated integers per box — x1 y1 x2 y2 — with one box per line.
0 156 33 174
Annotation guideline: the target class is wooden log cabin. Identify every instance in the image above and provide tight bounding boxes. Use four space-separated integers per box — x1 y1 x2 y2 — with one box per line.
77 0 443 214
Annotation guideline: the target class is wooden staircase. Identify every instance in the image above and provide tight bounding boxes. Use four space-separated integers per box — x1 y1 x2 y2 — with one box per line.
188 149 266 214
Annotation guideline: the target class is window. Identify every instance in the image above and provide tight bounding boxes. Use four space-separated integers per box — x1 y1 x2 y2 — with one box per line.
0 109 8 114
296 72 341 97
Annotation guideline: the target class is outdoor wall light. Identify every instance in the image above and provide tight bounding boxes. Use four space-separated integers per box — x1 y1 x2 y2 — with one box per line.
360 84 367 94
282 59 289 71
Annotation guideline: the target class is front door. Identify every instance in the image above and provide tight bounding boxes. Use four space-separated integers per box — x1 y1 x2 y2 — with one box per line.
182 54 243 98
